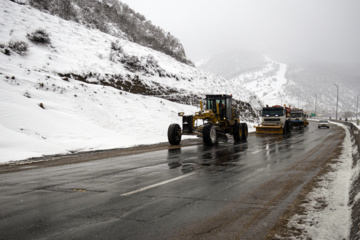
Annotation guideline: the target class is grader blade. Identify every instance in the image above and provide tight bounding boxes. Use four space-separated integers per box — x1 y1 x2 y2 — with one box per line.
255 126 283 134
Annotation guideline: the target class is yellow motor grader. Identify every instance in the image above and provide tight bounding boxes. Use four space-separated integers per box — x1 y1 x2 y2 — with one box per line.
168 94 248 146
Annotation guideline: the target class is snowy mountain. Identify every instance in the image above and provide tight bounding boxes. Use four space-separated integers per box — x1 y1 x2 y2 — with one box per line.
199 50 360 118
0 0 260 162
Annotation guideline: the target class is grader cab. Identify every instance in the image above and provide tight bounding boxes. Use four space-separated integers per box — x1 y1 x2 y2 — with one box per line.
168 94 248 146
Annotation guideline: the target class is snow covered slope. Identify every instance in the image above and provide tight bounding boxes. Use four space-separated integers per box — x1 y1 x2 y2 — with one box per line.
0 1 261 162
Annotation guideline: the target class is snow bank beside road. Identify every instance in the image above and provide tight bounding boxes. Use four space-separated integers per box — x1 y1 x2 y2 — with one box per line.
281 122 355 239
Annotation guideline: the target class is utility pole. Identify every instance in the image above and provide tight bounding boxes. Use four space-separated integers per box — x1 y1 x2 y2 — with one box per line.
334 84 339 120
357 94 359 122
315 94 317 116
298 97 300 108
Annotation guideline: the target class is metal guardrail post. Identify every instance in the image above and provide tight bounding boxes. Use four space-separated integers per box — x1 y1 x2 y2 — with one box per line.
350 123 360 153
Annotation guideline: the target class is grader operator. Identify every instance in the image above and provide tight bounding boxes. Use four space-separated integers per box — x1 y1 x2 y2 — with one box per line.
167 94 248 146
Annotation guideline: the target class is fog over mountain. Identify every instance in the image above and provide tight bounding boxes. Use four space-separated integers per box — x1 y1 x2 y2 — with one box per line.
122 0 360 82
196 49 268 79
198 49 360 118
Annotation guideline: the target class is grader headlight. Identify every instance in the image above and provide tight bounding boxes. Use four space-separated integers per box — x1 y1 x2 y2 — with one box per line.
178 112 184 116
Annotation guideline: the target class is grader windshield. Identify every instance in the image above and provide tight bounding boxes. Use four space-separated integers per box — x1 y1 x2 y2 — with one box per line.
205 95 232 120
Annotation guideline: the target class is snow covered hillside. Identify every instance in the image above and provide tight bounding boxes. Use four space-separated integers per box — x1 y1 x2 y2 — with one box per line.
0 1 261 163
199 50 360 118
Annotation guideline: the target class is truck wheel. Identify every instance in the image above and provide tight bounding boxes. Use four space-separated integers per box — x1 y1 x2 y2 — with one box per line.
203 124 217 146
287 121 292 133
241 123 248 141
233 123 241 142
283 123 287 135
168 124 182 145
283 121 290 135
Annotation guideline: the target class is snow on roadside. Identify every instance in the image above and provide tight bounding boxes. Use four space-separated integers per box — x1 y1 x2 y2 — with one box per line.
0 69 198 163
278 122 353 240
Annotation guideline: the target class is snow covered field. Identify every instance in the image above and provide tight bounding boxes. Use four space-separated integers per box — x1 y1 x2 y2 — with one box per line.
0 72 200 162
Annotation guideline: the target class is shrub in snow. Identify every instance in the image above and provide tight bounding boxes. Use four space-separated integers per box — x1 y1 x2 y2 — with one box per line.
27 29 51 44
0 43 11 56
56 0 76 20
29 0 50 11
111 40 123 52
110 40 124 62
124 55 142 71
145 55 158 68
8 40 28 56
38 103 45 109
110 41 164 74
10 0 29 5
23 91 31 98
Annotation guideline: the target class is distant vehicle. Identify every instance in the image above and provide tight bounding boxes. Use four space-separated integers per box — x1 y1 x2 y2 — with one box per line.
318 120 330 129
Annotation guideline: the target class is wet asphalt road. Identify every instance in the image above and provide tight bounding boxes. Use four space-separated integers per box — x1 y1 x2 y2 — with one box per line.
0 122 344 240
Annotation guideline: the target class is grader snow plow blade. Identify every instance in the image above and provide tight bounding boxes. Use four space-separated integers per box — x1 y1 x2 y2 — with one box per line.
255 126 283 134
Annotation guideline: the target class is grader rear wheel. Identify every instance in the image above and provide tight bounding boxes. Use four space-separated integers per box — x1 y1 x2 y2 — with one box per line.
233 123 242 142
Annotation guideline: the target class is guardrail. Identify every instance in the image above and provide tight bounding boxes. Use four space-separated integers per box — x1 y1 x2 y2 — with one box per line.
331 120 360 153
331 119 360 240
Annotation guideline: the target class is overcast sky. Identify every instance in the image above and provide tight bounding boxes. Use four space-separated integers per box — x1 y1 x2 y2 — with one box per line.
120 0 360 76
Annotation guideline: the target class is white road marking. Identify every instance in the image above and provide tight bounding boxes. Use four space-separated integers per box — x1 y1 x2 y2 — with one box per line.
251 149 263 154
120 172 196 197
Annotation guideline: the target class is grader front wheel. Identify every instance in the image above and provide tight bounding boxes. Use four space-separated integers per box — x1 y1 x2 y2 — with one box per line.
168 123 182 145
203 124 217 146
241 123 248 141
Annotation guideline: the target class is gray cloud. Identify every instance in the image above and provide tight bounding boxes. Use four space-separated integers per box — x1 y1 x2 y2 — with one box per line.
121 0 360 77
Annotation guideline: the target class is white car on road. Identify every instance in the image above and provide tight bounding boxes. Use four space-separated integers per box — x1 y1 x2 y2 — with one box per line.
318 120 330 128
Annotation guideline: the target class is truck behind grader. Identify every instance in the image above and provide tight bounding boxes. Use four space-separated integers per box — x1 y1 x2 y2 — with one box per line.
290 108 309 129
255 104 292 134
168 94 248 146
